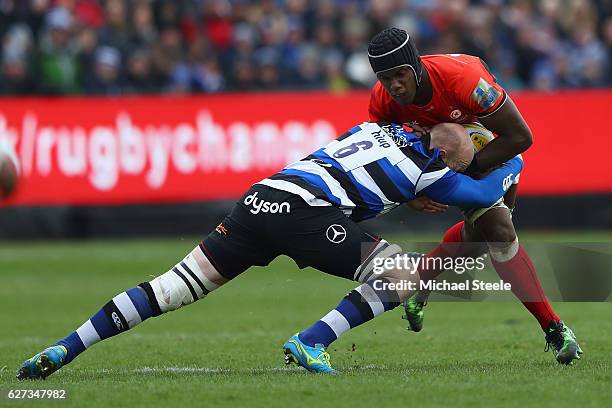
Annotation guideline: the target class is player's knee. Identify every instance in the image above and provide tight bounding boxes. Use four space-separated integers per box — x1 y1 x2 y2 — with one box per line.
143 246 228 313
488 223 517 243
487 237 520 263
354 241 419 302
354 240 403 283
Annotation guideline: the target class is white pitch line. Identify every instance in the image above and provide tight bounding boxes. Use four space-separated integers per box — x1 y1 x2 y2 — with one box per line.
88 364 388 375
136 367 226 374
135 366 295 373
80 366 299 375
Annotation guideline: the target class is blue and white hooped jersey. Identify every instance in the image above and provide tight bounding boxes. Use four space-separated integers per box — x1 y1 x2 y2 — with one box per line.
256 122 451 222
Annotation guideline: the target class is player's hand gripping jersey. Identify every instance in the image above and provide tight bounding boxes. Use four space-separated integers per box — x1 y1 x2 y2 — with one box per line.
369 54 506 126
258 122 522 221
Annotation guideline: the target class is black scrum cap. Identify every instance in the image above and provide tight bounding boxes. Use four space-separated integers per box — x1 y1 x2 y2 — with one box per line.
368 28 423 86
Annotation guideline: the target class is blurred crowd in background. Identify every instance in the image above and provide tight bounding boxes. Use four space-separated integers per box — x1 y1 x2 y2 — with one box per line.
0 0 610 96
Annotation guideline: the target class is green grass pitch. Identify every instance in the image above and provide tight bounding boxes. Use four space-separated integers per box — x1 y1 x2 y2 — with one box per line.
1 232 611 407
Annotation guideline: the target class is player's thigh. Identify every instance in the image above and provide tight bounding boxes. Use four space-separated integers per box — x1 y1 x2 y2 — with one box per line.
276 204 381 281
201 194 278 280
459 221 489 257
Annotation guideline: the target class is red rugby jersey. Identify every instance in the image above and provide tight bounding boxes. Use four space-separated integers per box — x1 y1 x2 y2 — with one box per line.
368 54 507 126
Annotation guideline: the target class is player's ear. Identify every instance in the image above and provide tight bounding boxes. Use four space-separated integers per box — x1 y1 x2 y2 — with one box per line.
438 149 446 158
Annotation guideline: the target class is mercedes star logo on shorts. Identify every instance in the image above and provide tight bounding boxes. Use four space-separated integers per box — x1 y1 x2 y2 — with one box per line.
326 224 347 244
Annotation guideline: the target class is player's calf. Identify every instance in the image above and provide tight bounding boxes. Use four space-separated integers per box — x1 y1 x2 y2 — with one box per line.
17 245 227 380
289 241 418 372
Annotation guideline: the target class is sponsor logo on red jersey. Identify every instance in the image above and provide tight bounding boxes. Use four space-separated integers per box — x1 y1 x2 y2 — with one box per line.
471 78 502 110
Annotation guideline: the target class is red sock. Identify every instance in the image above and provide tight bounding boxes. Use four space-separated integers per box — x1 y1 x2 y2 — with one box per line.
419 221 465 282
491 245 560 330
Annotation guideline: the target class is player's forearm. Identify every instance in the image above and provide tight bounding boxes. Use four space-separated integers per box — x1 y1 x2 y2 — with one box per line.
476 96 533 171
429 157 523 208
466 157 523 207
472 135 531 171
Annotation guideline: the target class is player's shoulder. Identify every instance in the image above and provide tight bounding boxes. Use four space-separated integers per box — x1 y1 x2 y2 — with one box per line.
424 54 505 105
423 54 484 68
423 54 490 81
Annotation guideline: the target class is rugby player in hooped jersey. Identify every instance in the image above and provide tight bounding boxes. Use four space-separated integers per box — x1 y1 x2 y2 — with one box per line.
18 121 523 378
367 27 581 364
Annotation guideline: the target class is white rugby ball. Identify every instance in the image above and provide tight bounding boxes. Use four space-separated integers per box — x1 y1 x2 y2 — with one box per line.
463 122 495 152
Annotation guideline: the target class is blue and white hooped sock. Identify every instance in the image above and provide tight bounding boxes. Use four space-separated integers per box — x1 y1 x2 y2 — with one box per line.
51 246 228 365
54 286 158 364
299 279 401 347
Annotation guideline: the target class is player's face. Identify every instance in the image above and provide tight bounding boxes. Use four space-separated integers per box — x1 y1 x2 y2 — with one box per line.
376 66 417 105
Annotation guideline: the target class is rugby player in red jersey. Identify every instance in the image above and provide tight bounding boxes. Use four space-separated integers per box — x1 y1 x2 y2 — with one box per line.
367 27 582 364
